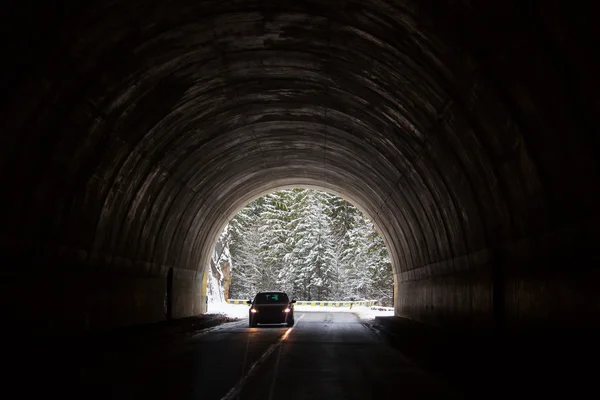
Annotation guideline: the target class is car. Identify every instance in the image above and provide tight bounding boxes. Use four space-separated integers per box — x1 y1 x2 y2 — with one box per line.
247 291 296 328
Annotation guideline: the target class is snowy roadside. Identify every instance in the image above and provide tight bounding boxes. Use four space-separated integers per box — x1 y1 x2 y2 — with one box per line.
207 302 249 319
206 302 394 322
349 305 394 321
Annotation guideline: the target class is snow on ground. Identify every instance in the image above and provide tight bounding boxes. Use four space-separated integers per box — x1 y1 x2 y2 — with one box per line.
207 302 249 319
349 306 394 320
206 302 394 321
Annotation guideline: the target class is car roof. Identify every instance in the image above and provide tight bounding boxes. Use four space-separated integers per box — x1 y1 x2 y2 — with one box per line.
257 291 287 294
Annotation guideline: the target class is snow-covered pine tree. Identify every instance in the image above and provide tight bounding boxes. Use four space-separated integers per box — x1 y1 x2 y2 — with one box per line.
287 190 337 300
228 199 265 299
258 191 294 293
364 220 394 306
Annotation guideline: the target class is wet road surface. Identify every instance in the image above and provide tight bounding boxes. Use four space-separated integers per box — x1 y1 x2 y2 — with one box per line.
18 312 461 399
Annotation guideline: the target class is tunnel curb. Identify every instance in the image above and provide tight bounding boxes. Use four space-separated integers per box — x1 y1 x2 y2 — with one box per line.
369 316 600 398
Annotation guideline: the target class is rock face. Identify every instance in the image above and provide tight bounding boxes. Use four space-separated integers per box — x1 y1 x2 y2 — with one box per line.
0 0 598 335
207 228 232 305
222 262 232 302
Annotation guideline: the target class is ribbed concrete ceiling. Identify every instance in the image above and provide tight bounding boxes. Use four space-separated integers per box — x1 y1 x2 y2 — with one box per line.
1 0 599 330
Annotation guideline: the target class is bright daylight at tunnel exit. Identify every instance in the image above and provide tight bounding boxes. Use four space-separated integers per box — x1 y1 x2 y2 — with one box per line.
205 189 395 318
1 0 599 399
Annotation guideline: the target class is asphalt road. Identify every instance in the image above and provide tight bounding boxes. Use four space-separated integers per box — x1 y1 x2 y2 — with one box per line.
18 312 461 399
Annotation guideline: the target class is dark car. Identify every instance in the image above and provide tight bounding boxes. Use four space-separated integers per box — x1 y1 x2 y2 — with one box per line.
247 291 296 327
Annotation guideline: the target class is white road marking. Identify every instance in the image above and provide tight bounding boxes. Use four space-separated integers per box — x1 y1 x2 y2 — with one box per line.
220 314 305 400
267 338 285 400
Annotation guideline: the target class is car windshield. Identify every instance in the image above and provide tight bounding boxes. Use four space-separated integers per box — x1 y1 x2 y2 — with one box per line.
254 293 289 304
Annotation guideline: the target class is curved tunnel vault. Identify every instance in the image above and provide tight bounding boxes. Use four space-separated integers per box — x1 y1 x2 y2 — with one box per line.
0 0 599 333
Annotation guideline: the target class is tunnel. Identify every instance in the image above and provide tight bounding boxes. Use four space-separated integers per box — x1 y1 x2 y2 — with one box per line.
1 0 599 397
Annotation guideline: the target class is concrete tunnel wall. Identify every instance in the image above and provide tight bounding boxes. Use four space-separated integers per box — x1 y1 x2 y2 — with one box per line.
0 0 599 334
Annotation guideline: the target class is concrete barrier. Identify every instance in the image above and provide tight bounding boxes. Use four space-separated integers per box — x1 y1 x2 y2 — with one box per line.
227 299 378 307
227 299 250 305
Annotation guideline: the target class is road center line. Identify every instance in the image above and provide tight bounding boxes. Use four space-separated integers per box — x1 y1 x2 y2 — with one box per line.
267 338 284 400
220 314 304 400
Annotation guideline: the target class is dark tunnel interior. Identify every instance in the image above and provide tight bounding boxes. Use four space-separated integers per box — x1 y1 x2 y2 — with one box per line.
1 0 599 397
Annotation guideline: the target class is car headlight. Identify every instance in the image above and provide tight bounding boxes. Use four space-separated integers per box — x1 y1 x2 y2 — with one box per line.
283 308 290 313
250 308 258 313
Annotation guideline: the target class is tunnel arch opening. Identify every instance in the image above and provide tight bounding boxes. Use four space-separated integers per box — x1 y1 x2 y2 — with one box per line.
204 186 396 308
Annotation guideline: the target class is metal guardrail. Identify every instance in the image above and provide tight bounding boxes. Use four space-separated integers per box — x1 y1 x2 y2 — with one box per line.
227 299 379 307
295 300 378 307
370 306 394 311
